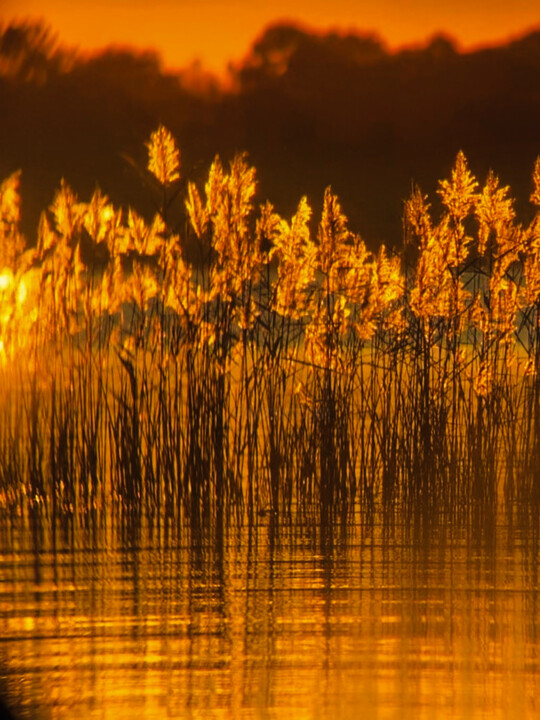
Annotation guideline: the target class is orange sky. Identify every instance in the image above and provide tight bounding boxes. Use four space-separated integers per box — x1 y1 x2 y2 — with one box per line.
3 0 540 74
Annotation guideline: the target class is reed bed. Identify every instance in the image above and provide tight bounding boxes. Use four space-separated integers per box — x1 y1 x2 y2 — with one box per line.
1 126 540 524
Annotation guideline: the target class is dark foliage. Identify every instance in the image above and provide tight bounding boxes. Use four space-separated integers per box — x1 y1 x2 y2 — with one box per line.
1 19 540 250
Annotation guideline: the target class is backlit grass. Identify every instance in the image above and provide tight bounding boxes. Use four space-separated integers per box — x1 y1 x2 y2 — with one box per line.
1 127 540 522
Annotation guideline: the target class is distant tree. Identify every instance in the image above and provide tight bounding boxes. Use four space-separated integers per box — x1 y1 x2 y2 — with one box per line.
0 21 67 82
237 21 387 87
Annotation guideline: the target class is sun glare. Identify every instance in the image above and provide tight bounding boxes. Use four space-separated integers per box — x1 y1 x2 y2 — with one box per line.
0 269 14 292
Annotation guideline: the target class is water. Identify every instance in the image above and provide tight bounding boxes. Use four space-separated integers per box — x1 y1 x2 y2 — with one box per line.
0 503 539 719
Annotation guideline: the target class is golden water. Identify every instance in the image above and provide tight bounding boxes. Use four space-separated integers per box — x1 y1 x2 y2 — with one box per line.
0 505 538 719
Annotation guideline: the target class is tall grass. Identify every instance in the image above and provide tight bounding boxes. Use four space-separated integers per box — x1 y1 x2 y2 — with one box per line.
0 128 539 524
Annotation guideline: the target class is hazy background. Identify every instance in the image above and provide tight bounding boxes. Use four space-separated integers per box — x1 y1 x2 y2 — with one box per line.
4 0 540 75
1 4 540 250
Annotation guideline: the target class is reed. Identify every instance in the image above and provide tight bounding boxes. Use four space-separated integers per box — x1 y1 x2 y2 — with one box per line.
0 128 539 524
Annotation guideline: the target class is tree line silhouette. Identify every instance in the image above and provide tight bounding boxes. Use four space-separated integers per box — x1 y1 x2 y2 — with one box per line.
1 19 540 250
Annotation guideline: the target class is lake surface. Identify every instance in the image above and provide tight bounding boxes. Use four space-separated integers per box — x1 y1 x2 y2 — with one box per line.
0 502 539 719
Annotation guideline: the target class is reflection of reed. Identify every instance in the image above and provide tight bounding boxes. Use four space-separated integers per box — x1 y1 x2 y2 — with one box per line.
0 495 539 719
0 129 540 521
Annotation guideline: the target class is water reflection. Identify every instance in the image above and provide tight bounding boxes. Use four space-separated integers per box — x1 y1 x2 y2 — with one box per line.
0 502 539 719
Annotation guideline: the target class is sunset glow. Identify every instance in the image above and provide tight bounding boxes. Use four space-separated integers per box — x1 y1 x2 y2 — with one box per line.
3 1 540 718
2 0 540 74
